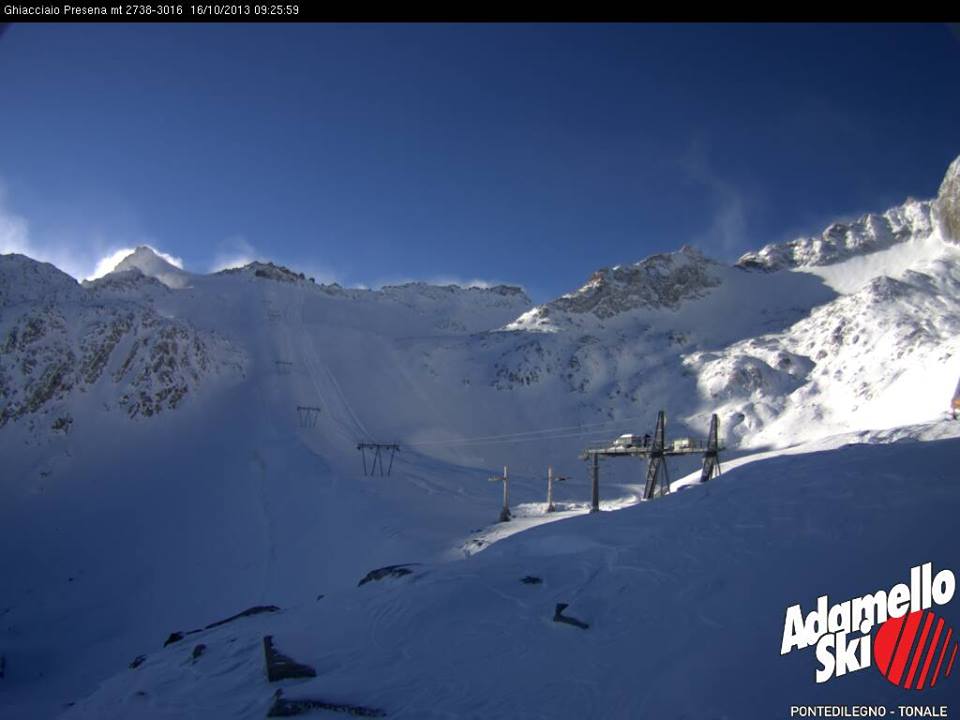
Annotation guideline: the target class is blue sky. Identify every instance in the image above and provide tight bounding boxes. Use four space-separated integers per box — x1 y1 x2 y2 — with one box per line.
0 23 958 300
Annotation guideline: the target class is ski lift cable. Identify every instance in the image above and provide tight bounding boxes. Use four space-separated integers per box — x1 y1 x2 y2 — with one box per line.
427 427 629 447
406 418 642 447
404 417 650 448
406 414 647 444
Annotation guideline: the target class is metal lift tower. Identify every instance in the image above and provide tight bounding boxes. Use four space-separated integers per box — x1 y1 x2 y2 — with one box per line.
357 443 400 477
580 412 724 508
699 414 722 483
642 411 669 500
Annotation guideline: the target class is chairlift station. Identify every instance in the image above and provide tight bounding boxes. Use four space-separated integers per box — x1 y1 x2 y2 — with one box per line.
580 410 724 510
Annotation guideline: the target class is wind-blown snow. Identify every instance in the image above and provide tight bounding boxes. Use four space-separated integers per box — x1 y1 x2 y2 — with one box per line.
88 246 185 283
736 198 937 272
109 245 192 288
797 228 958 294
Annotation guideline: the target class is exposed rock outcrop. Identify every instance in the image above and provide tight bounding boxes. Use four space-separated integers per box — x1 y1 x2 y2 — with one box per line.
937 154 960 242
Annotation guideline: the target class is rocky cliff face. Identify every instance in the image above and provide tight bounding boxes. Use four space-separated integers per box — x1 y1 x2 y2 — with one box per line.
0 255 246 435
936 154 960 242
215 260 309 283
506 246 721 331
736 200 936 272
0 300 244 431
381 281 528 303
738 155 960 272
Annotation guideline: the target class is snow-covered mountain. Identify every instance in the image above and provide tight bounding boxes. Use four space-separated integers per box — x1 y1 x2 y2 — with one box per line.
1 154 959 718
0 259 244 432
736 199 938 272
486 157 960 448
109 245 192 289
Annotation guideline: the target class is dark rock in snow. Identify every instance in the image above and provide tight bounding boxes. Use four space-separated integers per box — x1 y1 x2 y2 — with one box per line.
165 606 281 649
191 644 206 662
267 688 385 718
553 603 590 630
520 576 543 585
219 261 304 283
357 563 419 587
51 415 73 434
163 628 201 647
263 636 317 683
205 604 280 630
128 655 146 669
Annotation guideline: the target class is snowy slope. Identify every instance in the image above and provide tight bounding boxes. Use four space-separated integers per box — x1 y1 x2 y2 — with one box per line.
59 427 960 720
2 153 960 718
0 251 545 718
691 241 960 447
0 253 82 309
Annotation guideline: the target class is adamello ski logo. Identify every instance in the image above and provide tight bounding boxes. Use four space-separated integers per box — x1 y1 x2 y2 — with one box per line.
781 563 959 687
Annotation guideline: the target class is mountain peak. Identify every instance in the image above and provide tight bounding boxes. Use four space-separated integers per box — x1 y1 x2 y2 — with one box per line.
569 246 717 306
214 260 310 284
0 253 80 309
111 245 189 288
115 245 170 268
506 246 721 330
